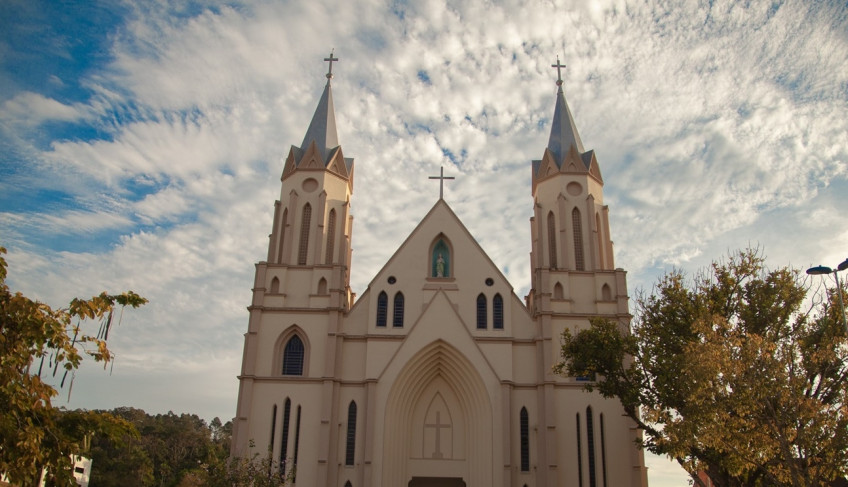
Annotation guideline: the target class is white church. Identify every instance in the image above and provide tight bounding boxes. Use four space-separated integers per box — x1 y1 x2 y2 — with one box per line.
232 54 649 487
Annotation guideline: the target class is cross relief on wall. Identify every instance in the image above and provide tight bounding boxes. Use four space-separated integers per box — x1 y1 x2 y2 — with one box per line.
422 394 453 459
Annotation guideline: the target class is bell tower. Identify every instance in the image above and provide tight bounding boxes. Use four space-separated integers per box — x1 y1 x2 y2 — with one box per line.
232 52 355 482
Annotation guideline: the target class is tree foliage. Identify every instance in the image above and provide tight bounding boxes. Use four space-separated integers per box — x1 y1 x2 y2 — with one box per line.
0 247 147 486
555 249 848 487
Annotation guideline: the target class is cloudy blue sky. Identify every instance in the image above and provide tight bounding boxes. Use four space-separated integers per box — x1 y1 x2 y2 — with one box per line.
2 0 847 484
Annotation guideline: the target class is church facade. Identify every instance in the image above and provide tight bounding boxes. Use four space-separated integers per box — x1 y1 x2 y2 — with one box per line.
232 55 649 487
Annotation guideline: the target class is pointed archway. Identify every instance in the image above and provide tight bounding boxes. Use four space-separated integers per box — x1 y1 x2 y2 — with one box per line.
382 340 492 486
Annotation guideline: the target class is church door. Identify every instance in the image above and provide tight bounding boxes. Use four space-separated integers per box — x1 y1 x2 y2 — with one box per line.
408 477 466 487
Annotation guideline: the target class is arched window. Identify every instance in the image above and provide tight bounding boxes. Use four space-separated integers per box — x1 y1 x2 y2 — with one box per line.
269 277 280 294
318 277 328 295
576 413 583 487
293 405 301 482
277 209 288 263
595 213 604 269
493 294 504 329
554 282 564 300
325 209 336 264
376 291 388 327
269 405 277 455
547 211 557 269
520 407 530 472
476 294 487 329
392 292 404 327
572 207 585 271
587 406 597 487
345 401 357 466
600 413 608 487
298 204 312 265
601 284 611 301
282 336 304 376
432 239 450 277
280 399 291 470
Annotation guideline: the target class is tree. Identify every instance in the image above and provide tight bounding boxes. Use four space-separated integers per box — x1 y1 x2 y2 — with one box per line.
0 246 147 487
555 249 848 487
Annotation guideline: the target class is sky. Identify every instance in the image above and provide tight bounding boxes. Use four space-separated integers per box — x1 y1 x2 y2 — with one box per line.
2 0 847 485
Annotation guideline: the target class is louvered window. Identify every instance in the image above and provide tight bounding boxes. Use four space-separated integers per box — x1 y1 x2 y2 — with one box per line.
298 204 312 265
345 401 357 465
325 209 336 264
572 208 585 271
520 407 529 472
547 211 557 268
282 336 304 376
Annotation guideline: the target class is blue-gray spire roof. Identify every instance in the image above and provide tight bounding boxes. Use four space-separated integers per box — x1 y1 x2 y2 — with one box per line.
547 85 585 166
299 80 339 164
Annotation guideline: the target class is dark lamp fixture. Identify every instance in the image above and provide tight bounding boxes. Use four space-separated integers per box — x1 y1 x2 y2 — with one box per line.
807 265 833 275
838 258 848 272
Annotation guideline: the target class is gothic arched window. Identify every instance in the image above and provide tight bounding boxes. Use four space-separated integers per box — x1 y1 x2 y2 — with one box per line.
392 292 404 328
547 211 557 269
269 405 277 454
595 212 604 269
432 239 450 277
376 291 388 327
576 413 583 485
572 207 585 271
298 203 312 265
277 208 288 263
280 398 291 470
325 208 336 264
345 401 357 466
282 336 304 376
476 294 487 329
587 406 597 487
520 407 530 472
269 277 280 294
493 294 504 329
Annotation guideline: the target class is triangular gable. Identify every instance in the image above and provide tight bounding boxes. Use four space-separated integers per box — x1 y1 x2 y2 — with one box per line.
361 199 516 295
585 150 603 184
375 290 501 383
561 145 587 174
281 146 298 180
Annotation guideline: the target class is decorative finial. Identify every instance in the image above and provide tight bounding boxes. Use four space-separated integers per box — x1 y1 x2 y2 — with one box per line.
551 55 566 88
428 166 456 200
324 49 338 80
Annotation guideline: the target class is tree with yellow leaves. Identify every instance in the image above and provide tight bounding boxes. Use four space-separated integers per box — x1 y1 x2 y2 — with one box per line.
556 249 848 487
0 247 147 487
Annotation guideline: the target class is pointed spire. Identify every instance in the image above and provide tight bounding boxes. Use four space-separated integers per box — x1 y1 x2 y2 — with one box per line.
299 50 340 164
547 56 585 166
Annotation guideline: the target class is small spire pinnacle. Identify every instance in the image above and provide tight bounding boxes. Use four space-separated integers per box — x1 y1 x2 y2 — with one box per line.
551 56 566 90
324 49 338 80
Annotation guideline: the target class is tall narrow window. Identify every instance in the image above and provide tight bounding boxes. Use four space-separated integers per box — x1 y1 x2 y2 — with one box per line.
520 407 530 472
601 284 612 301
572 208 585 271
476 294 487 329
325 209 336 264
600 413 608 487
293 405 301 482
345 401 357 466
576 413 583 487
277 209 288 263
269 405 277 460
318 277 328 295
547 211 558 268
298 204 312 265
376 291 388 327
280 399 291 470
595 213 604 269
587 407 597 487
493 294 504 329
432 239 450 277
554 282 564 299
282 336 304 376
392 292 404 327
269 277 280 294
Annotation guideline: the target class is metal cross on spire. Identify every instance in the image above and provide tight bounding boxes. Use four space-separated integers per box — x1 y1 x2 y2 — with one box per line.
429 166 455 200
324 49 338 80
551 56 566 88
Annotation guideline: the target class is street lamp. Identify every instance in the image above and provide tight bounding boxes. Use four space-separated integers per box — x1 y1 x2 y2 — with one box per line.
807 258 848 334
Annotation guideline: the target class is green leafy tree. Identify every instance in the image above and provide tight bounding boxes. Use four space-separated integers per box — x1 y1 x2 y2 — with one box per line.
555 249 848 487
0 247 147 486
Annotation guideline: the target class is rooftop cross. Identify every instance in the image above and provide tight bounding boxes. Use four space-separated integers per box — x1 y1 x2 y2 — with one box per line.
551 56 566 87
324 49 338 80
429 166 455 200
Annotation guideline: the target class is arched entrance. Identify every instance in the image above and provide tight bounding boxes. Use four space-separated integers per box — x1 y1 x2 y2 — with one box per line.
383 341 493 486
